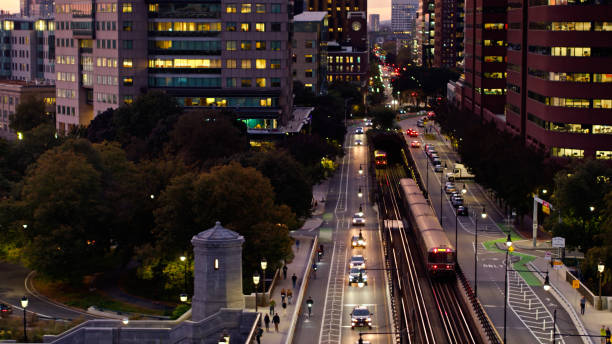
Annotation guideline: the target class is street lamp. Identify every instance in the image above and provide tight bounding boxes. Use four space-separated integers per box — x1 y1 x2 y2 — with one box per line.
180 255 187 297
503 234 513 344
358 187 363 198
261 258 268 295
455 184 468 262
20 296 28 342
598 260 605 310
439 164 447 224
253 271 260 312
590 206 596 212
474 207 487 297
359 164 363 175
180 293 188 303
122 318 129 325
218 329 230 344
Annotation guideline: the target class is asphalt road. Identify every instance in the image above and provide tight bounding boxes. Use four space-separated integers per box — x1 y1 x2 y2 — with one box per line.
293 124 393 344
399 116 581 344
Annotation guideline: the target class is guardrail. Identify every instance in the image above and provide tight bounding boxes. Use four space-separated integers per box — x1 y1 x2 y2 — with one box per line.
456 266 502 344
284 235 318 344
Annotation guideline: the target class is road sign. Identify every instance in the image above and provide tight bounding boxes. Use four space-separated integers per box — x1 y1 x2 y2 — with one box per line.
572 280 580 289
542 201 550 215
544 252 552 261
552 237 565 248
553 260 563 270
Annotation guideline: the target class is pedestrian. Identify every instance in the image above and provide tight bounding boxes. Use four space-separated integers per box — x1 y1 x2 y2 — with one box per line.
319 244 324 256
283 265 288 280
273 313 280 332
292 273 298 288
255 326 263 344
287 289 293 304
282 300 287 315
264 314 270 331
606 327 611 344
269 299 276 315
296 239 300 251
601 325 607 344
580 296 586 315
281 288 287 303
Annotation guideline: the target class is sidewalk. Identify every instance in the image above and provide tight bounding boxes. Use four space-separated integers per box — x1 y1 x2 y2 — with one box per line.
259 236 314 343
311 180 330 216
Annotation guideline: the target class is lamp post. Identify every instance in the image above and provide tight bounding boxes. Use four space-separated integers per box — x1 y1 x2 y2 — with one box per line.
359 164 363 175
20 296 28 342
474 207 487 297
598 260 605 310
439 164 446 224
358 186 363 198
503 234 513 344
455 184 467 262
253 271 260 312
180 255 187 296
261 258 268 295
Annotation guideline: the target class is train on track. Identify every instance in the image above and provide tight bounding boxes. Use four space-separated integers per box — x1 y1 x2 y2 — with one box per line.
399 178 456 276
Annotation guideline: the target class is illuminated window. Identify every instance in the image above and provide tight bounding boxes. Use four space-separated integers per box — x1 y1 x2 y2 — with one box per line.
256 41 266 50
122 3 133 13
226 41 237 51
214 258 219 270
260 98 272 106
484 23 505 30
270 59 280 69
256 78 266 87
226 4 237 13
551 147 584 158
226 59 237 68
305 69 313 77
124 95 134 104
255 23 265 32
256 59 266 69
594 22 612 31
241 4 251 13
123 58 133 68
256 3 265 12
594 74 612 83
596 150 612 159
241 78 251 87
305 54 313 63
241 40 251 50
123 77 133 86
240 22 250 32
148 3 158 12
593 99 612 109
123 21 132 31
484 56 503 63
241 59 251 68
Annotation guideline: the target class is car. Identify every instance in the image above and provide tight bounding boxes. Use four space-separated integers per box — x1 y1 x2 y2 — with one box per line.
429 152 439 160
355 127 364 134
410 140 421 148
349 255 366 269
445 183 457 194
434 164 444 172
406 128 415 135
355 139 363 146
427 149 437 157
350 306 373 329
351 234 366 248
348 268 368 286
416 120 425 128
409 130 418 138
432 157 441 166
457 205 468 216
352 212 365 226
424 143 435 151
365 120 373 127
451 197 464 208
0 303 12 315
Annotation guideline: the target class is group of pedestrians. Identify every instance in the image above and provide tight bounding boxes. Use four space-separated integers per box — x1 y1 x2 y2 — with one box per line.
261 262 301 335
579 296 612 343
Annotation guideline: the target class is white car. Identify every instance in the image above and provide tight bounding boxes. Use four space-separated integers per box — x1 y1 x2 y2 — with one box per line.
349 255 366 269
355 139 363 146
351 235 366 248
352 212 365 226
351 306 373 329
348 268 368 286
355 127 364 134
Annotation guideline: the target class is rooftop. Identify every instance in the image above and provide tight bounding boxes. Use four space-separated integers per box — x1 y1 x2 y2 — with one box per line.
294 11 328 22
192 221 243 241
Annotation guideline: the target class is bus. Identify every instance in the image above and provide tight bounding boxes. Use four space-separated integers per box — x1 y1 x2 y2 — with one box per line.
374 150 387 167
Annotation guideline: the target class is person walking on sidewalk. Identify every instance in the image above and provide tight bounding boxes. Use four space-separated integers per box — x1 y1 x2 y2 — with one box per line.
292 273 298 288
281 288 287 303
282 300 287 315
606 327 611 344
283 265 288 280
255 326 263 344
273 313 280 332
269 299 276 315
601 325 606 344
580 296 586 315
287 289 293 304
264 314 270 332
296 239 300 251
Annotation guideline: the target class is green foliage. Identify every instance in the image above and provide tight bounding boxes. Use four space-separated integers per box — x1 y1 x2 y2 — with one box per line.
171 304 191 320
9 96 52 133
370 107 398 130
277 134 342 183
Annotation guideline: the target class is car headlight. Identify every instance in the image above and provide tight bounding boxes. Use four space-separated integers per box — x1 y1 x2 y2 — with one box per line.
367 317 372 322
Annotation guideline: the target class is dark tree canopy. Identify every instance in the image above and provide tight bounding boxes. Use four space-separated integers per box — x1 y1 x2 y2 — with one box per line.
9 96 52 133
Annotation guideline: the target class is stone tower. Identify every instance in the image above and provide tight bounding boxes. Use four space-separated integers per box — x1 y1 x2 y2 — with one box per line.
191 221 245 321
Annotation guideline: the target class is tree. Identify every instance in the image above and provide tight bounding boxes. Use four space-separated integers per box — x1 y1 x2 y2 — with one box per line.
87 108 117 143
293 81 317 106
370 107 397 130
9 96 52 133
277 134 341 182
167 111 249 169
113 91 182 141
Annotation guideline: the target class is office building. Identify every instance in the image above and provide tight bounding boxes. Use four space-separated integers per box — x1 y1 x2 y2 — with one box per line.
369 14 379 32
307 0 367 44
392 0 417 35
21 0 55 18
415 0 434 66
506 1 612 159
293 11 328 95
433 0 463 68
0 17 55 82
327 12 368 86
53 0 294 133
0 79 55 139
462 0 507 116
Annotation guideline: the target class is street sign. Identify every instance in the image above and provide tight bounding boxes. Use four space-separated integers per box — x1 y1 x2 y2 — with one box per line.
553 260 563 270
572 280 580 289
542 201 550 215
552 237 565 248
544 252 552 261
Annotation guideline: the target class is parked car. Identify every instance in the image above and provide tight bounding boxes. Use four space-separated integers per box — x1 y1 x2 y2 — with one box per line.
457 206 468 216
451 197 464 208
410 140 421 148
434 164 444 172
445 183 457 194
0 304 13 315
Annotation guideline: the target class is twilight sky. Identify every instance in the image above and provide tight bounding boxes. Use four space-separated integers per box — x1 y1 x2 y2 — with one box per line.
1 0 391 22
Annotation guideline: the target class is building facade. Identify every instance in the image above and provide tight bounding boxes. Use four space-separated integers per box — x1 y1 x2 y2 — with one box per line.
52 0 294 133
21 0 55 18
433 0 463 68
326 12 368 87
369 14 379 32
307 0 367 44
415 0 434 66
506 0 612 159
0 79 55 139
293 12 328 95
462 0 507 117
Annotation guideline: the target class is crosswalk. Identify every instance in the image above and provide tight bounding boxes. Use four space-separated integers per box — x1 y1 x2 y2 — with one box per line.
319 241 348 344
507 270 565 344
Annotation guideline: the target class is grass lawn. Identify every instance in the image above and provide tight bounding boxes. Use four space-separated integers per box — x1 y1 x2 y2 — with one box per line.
33 277 167 316
0 314 84 342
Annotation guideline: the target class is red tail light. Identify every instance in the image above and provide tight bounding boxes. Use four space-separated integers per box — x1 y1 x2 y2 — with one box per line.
433 265 438 269
446 265 451 269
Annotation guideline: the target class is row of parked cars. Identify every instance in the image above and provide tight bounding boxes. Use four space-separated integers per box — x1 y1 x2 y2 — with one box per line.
425 144 444 172
445 182 468 215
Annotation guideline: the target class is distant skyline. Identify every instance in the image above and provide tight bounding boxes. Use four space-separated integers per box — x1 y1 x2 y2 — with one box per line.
2 0 391 20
